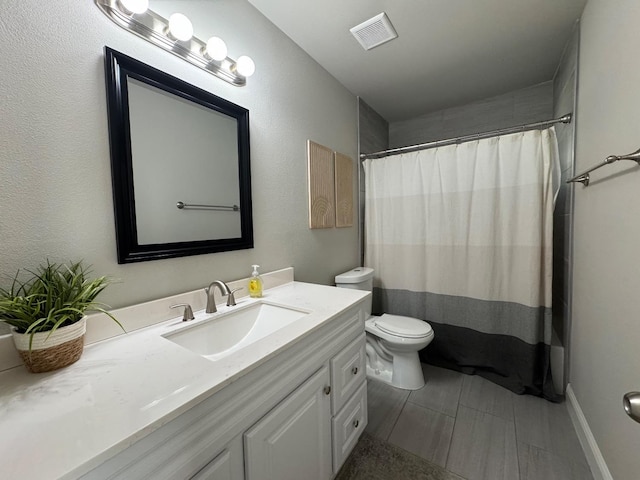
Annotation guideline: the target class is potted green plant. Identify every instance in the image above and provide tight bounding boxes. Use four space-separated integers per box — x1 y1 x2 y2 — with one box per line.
0 260 123 373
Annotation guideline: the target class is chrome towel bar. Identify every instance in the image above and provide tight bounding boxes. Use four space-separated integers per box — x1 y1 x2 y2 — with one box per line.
176 201 240 212
567 148 640 186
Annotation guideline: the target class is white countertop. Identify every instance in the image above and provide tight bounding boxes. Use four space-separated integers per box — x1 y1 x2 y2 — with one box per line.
0 281 368 480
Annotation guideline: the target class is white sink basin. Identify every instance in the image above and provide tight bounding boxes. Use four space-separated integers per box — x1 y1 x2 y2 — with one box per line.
163 302 310 360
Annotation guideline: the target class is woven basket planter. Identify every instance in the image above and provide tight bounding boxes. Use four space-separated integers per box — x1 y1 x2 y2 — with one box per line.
11 317 86 373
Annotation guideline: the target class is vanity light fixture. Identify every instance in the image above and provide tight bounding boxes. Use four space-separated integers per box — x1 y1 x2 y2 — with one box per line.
95 0 255 86
234 56 256 78
117 0 148 15
204 36 228 62
167 13 193 42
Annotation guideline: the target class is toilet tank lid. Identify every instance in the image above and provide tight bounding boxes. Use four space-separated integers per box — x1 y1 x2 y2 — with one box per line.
335 267 374 283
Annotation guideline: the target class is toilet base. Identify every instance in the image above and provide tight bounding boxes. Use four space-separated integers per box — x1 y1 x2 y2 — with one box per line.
366 363 393 386
365 352 425 390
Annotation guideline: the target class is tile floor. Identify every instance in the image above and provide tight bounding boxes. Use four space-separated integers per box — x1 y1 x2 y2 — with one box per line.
365 363 594 480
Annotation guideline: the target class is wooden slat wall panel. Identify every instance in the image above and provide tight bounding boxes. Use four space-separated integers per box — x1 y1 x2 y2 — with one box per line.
307 140 335 229
334 152 353 228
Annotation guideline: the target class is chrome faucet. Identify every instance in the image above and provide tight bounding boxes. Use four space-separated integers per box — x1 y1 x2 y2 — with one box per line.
205 280 232 313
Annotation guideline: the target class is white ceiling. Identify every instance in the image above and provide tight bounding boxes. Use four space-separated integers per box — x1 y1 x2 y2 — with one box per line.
247 0 587 122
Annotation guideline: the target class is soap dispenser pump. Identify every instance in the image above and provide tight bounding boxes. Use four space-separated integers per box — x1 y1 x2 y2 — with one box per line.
249 264 263 298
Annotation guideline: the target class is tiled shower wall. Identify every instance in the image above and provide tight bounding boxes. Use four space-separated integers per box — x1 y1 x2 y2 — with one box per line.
389 83 554 148
358 99 389 155
552 23 579 389
357 99 389 264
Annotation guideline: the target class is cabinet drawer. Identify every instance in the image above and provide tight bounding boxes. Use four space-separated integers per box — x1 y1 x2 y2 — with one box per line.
330 333 366 414
332 381 367 473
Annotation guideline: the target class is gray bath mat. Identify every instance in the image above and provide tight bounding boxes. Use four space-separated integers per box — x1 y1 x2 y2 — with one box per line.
336 433 465 480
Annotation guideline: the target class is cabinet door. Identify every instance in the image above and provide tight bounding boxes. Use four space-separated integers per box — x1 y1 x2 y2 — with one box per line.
190 435 244 480
244 366 331 480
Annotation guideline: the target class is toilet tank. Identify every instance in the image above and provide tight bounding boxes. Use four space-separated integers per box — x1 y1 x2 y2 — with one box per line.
335 267 374 316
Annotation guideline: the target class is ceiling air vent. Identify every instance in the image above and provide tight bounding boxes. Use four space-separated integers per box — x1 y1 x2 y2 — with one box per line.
350 12 398 51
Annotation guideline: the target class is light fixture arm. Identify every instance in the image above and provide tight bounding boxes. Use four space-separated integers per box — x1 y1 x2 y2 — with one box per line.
95 0 251 86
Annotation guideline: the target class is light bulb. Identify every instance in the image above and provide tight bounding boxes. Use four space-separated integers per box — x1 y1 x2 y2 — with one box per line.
118 0 149 14
204 37 228 62
168 13 193 42
235 56 255 77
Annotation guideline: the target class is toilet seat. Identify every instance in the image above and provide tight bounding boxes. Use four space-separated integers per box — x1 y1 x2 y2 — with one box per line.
373 314 432 339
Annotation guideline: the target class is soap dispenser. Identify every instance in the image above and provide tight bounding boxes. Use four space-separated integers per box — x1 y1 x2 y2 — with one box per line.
249 265 263 298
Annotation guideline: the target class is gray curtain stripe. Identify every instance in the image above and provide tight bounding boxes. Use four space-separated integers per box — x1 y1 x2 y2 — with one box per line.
419 320 558 401
373 288 553 346
374 287 559 400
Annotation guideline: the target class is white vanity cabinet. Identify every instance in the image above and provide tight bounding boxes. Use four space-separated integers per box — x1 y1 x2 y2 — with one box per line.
81 301 367 480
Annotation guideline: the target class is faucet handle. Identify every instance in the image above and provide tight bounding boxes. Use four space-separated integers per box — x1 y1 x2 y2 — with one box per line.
227 287 244 307
170 303 195 321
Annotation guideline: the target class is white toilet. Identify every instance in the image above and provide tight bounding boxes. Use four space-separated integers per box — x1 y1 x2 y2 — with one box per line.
335 267 434 390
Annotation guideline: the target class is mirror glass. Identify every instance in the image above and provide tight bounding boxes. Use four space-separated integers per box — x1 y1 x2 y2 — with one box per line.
104 48 253 263
128 78 242 244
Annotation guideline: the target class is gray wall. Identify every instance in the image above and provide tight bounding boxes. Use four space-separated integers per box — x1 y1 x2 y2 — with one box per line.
572 0 640 478
389 82 554 148
0 0 359 312
551 24 579 389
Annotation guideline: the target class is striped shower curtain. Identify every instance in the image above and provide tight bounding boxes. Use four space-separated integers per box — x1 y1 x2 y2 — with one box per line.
364 128 560 400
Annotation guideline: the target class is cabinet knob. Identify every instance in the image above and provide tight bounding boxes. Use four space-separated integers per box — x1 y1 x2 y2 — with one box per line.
352 366 359 375
324 386 331 395
353 419 359 428
624 391 640 423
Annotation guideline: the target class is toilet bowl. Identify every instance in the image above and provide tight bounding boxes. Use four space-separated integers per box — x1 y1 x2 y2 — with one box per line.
335 267 435 390
365 314 434 390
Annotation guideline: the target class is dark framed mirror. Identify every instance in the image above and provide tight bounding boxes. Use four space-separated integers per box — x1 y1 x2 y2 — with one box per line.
104 47 253 263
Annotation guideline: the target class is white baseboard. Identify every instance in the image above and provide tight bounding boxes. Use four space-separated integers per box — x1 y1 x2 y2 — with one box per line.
566 384 613 480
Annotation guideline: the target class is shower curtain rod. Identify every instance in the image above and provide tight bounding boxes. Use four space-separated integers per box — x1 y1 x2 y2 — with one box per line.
359 113 572 160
